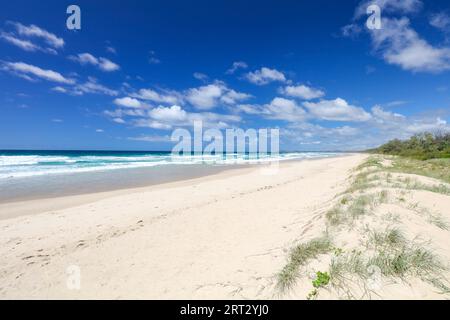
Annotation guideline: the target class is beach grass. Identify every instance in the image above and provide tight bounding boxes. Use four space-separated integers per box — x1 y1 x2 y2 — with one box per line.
276 236 332 292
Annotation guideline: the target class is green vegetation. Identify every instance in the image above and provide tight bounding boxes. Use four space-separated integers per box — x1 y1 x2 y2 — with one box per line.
369 132 450 160
276 236 332 292
387 157 450 184
277 152 450 298
312 271 331 288
330 230 449 294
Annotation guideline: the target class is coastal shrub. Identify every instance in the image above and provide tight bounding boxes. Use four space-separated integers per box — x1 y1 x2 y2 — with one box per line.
369 132 450 160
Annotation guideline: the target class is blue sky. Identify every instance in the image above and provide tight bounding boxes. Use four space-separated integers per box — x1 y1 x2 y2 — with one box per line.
1 0 450 151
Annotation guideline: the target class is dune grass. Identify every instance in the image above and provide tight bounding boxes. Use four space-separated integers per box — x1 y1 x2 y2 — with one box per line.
277 153 450 298
276 236 332 292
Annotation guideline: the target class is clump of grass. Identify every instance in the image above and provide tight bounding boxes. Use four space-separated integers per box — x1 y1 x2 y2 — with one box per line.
340 195 352 205
348 194 373 218
368 228 406 250
427 214 449 230
407 203 449 230
356 157 383 171
326 207 345 226
368 245 444 280
277 236 332 292
382 212 401 223
329 250 367 287
329 229 449 296
345 172 379 193
403 180 450 196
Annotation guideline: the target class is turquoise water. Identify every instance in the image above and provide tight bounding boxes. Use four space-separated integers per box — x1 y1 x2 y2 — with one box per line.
0 150 341 180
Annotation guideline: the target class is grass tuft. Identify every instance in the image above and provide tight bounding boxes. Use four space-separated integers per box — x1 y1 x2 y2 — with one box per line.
276 236 332 292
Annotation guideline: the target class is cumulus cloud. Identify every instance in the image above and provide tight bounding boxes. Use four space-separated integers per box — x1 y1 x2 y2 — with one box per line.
245 67 286 85
346 1 450 73
2 61 75 84
107 101 241 130
226 61 248 74
113 97 143 108
69 53 120 72
185 83 251 109
303 98 372 122
280 84 325 100
185 84 222 109
369 17 450 72
265 97 307 121
132 88 182 105
236 97 306 122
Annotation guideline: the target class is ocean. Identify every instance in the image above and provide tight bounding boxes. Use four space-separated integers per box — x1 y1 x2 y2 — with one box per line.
0 150 343 202
0 150 341 180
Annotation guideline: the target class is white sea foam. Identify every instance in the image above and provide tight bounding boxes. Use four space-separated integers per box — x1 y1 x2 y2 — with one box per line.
0 152 340 180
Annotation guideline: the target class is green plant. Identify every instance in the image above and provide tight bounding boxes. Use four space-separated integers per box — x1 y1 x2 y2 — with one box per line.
276 236 332 292
312 271 330 288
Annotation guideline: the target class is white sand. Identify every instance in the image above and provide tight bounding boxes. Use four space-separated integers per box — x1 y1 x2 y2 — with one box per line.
1 153 449 299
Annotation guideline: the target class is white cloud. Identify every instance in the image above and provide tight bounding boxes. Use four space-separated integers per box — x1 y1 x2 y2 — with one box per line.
371 105 405 123
0 32 56 54
348 1 450 73
51 86 68 93
185 83 251 109
429 12 450 32
245 67 286 85
193 72 208 81
354 0 422 18
96 129 104 133
236 97 306 122
226 61 248 74
148 51 161 64
185 84 222 109
74 78 118 96
112 117 125 124
2 61 75 84
303 98 372 122
370 17 450 72
221 89 252 105
133 88 182 105
110 103 241 130
106 46 117 54
128 135 171 142
148 105 188 123
113 97 142 108
341 24 362 38
280 84 325 100
265 97 307 121
10 21 64 48
69 53 120 72
51 78 118 97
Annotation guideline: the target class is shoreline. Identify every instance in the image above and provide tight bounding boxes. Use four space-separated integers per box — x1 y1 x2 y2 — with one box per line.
0 153 353 220
2 153 449 299
0 154 366 299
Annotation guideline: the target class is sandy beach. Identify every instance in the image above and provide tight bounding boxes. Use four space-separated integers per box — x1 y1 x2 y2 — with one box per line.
1 153 449 299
